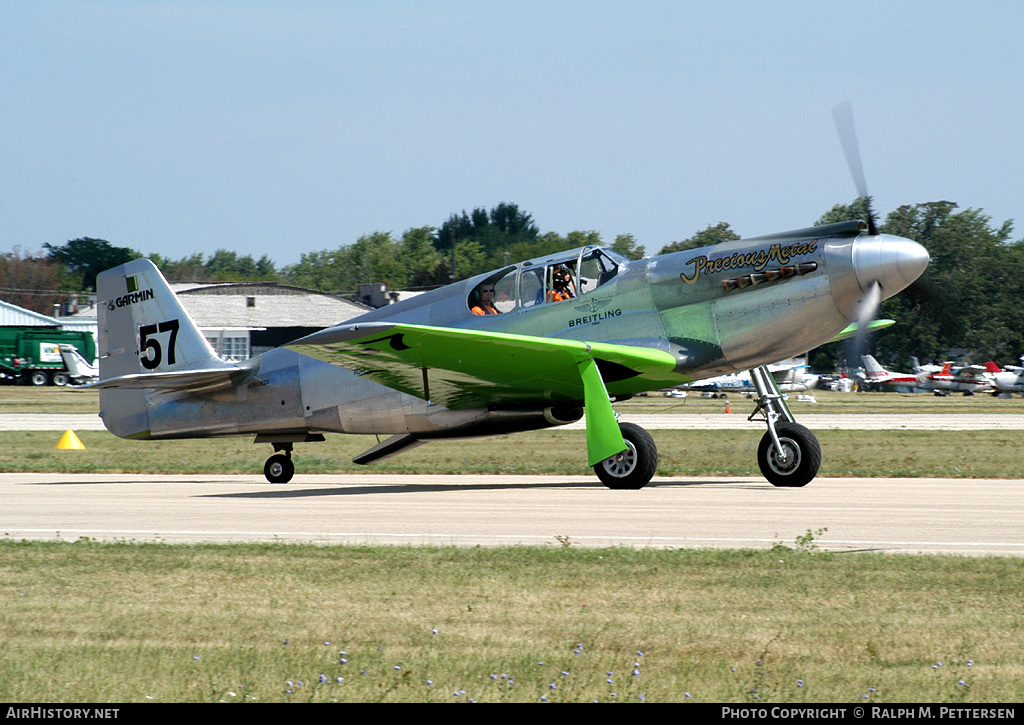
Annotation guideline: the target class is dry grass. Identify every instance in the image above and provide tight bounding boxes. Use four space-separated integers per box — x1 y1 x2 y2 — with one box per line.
2 541 1023 702
2 427 1023 479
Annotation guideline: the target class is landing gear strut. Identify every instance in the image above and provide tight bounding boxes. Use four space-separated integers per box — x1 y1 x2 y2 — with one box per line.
749 366 821 487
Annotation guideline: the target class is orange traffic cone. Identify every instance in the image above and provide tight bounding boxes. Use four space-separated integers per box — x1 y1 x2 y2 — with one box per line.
724 403 732 414
55 430 85 450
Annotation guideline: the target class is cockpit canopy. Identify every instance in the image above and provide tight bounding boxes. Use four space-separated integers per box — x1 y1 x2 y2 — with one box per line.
468 246 628 316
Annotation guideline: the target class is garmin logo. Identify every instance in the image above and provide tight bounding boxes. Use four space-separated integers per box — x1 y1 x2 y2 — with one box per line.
107 287 154 311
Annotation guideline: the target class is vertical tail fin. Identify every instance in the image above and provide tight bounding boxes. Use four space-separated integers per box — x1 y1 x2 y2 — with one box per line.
97 258 229 380
861 355 886 379
57 344 98 380
95 259 237 439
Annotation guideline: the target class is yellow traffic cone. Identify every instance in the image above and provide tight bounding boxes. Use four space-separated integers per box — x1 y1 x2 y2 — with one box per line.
55 430 86 450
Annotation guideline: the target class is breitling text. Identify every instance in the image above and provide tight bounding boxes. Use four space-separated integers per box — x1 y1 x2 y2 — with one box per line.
568 308 622 327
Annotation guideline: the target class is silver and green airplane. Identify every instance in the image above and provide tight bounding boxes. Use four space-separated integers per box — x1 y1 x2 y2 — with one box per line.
91 216 928 490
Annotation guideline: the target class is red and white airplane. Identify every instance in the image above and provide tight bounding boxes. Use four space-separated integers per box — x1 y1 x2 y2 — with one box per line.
862 356 998 394
860 355 918 389
916 361 997 395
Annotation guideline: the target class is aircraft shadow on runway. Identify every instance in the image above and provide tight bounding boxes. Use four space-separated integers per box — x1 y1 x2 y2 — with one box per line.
199 478 766 499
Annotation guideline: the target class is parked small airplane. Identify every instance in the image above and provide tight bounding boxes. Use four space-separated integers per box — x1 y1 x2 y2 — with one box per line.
85 107 929 489
57 344 99 385
991 357 1024 394
687 358 820 395
860 354 918 389
916 362 996 395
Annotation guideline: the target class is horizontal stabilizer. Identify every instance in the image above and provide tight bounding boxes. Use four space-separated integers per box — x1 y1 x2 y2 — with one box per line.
80 366 245 393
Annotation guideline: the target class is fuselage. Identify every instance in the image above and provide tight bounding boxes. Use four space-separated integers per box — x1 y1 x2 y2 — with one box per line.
918 370 995 393
352 220 924 378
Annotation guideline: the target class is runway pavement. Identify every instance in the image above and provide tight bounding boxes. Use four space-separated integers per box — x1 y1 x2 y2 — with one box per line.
5 412 1024 431
4 411 1022 557
3 472 1023 556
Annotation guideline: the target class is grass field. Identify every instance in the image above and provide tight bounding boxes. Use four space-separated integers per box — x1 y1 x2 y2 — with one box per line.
3 427 1024 479
2 540 1022 703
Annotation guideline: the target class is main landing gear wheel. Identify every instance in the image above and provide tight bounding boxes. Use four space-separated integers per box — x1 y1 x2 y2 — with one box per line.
264 453 294 484
594 422 658 490
757 422 821 488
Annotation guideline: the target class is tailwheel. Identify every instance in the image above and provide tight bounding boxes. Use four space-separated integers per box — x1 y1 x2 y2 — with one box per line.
594 422 658 490
757 422 821 488
264 453 294 484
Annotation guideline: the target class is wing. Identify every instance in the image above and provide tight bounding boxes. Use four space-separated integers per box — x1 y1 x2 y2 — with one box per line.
286 321 681 465
957 365 988 375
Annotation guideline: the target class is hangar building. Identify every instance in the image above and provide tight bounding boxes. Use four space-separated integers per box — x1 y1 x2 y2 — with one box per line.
175 281 372 359
67 281 372 361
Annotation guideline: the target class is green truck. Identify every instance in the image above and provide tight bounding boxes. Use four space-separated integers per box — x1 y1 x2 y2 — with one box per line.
0 327 97 386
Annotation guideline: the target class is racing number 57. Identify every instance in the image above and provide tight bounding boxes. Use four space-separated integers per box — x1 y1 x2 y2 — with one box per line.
140 319 180 369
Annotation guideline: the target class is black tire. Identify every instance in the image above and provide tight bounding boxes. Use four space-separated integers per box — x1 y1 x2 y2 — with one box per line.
52 372 70 387
757 422 821 488
593 422 658 490
264 454 295 484
30 371 49 386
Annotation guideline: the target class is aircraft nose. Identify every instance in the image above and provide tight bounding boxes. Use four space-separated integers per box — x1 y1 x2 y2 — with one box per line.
852 234 929 298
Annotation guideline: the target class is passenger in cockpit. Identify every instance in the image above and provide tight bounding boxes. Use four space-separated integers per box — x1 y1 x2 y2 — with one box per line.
547 265 575 303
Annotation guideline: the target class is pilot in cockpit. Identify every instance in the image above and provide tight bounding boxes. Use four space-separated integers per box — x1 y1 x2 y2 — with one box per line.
470 283 500 315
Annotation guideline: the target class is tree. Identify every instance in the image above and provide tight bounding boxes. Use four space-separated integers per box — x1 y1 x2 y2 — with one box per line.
503 230 595 265
806 200 1023 370
436 202 540 271
43 237 140 291
401 226 444 289
877 203 1020 365
281 232 410 294
203 249 278 282
815 198 875 228
281 248 347 291
148 252 209 282
0 248 63 315
612 233 646 260
658 222 740 255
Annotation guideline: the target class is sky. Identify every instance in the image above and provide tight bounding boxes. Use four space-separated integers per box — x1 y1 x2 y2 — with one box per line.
3 1 1024 267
